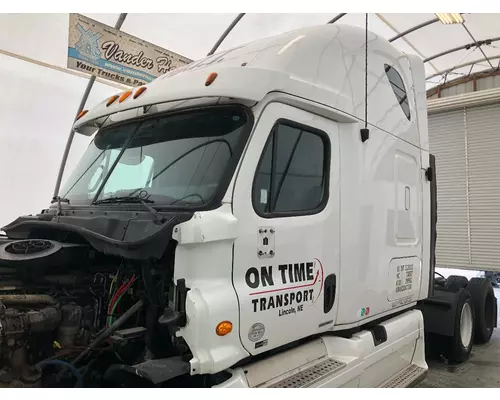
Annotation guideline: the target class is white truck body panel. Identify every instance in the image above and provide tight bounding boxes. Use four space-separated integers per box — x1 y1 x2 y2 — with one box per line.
215 309 426 388
72 23 431 386
232 101 341 354
74 24 422 148
169 89 428 373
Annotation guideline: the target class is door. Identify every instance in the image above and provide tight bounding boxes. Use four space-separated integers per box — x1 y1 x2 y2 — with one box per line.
232 102 340 355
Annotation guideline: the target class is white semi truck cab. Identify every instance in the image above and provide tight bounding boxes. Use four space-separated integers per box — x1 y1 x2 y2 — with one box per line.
0 23 496 388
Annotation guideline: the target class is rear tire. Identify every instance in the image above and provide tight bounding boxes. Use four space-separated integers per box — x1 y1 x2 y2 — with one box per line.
466 278 496 344
445 275 469 292
443 289 474 364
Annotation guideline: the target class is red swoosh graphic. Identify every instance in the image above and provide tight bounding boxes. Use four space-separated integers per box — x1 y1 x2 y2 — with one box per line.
312 258 324 304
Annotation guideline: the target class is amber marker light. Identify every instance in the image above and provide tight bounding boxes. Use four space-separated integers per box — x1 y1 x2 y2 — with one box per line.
106 95 120 107
133 86 147 99
205 72 218 87
216 321 233 336
119 90 132 103
76 110 88 120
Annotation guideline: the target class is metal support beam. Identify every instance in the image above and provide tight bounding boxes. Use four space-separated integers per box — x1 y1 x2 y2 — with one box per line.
53 13 128 198
462 23 494 68
207 13 245 56
426 55 500 80
376 13 440 75
468 63 475 76
426 68 500 97
424 36 500 63
327 14 347 24
0 48 128 90
389 17 438 42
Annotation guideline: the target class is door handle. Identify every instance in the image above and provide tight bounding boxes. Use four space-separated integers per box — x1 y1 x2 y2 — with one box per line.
323 274 336 314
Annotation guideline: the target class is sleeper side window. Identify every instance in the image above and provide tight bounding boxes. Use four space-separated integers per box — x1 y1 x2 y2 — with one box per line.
253 120 329 217
385 64 411 121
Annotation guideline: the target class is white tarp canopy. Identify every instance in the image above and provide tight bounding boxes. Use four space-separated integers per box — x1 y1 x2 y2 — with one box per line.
1 13 500 227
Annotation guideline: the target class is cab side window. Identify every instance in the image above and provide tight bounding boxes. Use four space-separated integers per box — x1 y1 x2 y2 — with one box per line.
253 120 330 217
385 64 411 121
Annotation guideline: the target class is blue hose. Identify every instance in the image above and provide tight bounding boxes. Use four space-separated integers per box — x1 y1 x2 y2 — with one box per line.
37 359 84 388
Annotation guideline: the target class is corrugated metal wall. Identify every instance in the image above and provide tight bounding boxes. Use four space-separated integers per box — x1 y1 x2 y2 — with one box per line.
428 110 470 269
466 104 500 268
428 101 500 271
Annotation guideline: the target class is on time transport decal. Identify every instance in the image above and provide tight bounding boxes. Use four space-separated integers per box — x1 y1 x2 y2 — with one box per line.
244 258 324 317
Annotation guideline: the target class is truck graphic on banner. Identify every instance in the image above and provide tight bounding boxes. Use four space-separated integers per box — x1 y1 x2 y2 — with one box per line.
67 14 192 87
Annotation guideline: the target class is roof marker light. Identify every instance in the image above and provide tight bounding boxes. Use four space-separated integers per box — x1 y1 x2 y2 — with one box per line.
119 90 132 103
205 72 218 86
133 86 147 99
76 110 88 120
106 95 120 107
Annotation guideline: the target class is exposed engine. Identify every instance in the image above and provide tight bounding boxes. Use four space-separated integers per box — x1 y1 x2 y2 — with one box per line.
0 236 190 388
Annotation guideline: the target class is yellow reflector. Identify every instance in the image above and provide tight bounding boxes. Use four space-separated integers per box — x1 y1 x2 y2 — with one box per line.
106 95 120 107
205 72 218 87
216 321 232 336
119 90 132 103
76 110 88 120
133 86 147 99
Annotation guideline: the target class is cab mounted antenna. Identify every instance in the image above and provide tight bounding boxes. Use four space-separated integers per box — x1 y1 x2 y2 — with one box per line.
360 13 370 143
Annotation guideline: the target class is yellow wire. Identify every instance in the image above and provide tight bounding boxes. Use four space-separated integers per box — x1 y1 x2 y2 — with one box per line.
109 275 117 299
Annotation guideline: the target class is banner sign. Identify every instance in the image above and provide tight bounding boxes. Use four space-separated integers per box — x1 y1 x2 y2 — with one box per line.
67 14 192 87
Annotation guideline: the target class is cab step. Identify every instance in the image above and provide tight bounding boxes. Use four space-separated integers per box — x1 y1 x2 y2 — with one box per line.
378 364 427 388
264 358 346 388
218 311 427 389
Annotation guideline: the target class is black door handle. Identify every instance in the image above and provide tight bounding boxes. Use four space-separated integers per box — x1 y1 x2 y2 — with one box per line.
323 273 336 314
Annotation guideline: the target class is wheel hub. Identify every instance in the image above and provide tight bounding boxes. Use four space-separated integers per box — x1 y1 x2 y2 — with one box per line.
460 302 473 348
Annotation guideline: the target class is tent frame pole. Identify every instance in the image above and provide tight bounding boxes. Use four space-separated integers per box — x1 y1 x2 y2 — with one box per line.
53 13 128 198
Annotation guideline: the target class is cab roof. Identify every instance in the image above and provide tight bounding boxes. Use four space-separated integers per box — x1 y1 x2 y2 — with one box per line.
74 23 415 136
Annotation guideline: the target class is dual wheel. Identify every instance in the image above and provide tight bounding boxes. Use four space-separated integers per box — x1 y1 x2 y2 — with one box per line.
428 277 496 364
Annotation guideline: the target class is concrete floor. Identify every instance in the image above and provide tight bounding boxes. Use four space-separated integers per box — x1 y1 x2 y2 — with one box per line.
418 329 500 388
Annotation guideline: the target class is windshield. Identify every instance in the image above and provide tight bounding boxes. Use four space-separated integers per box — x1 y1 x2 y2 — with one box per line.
59 106 251 207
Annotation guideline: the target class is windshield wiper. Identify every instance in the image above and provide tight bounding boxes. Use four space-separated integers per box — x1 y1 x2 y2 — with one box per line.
93 196 154 205
93 195 165 224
